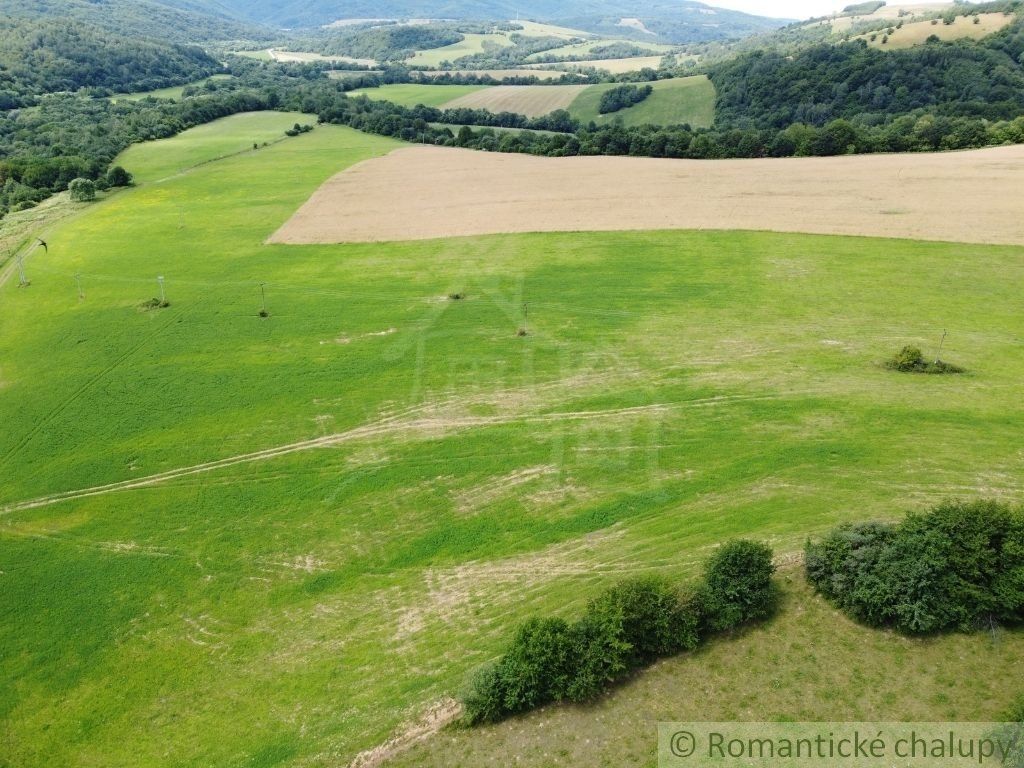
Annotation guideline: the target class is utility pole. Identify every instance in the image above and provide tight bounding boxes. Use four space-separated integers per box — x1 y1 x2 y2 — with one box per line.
522 302 529 335
259 282 268 316
935 329 947 363
157 275 165 304
75 273 84 300
16 253 28 287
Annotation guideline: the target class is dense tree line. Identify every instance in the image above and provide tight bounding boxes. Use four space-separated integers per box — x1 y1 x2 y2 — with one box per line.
0 90 269 215
462 541 776 725
0 18 221 108
598 83 653 114
806 500 1024 634
316 25 464 62
709 18 1024 130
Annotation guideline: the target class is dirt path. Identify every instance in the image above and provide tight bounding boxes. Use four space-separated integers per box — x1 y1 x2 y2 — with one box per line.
269 144 1024 246
0 393 784 516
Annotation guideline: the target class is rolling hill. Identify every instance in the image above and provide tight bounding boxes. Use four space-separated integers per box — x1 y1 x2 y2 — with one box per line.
191 0 788 39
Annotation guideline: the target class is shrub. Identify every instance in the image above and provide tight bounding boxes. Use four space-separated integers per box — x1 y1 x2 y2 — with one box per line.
806 500 1024 634
68 178 96 202
885 345 964 374
701 540 777 631
990 694 1024 768
105 166 133 187
461 545 773 724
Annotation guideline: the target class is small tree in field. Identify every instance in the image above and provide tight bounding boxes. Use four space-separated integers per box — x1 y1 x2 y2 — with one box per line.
105 166 133 188
701 540 777 631
68 178 96 202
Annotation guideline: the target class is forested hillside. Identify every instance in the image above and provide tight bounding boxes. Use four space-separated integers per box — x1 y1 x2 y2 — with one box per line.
0 19 221 106
318 25 465 61
709 17 1024 129
0 0 273 42
182 0 786 39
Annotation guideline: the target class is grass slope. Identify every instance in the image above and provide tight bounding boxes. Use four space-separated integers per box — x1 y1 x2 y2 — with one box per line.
569 75 716 127
525 38 676 61
392 572 1024 767
115 111 310 184
348 83 488 107
406 33 514 67
2 115 1024 767
858 12 1015 49
109 75 234 103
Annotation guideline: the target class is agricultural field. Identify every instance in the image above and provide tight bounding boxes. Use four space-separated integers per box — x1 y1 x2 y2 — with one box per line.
392 572 1024 767
5 51 1024 765
270 143 1024 245
512 20 595 39
347 84 487 108
115 111 308 183
405 32 513 67
109 74 234 103
856 12 1015 48
528 55 677 73
440 84 591 117
270 49 378 66
524 38 677 62
413 68 567 81
567 75 715 127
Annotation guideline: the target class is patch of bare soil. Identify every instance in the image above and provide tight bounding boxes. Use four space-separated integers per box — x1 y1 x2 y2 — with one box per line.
268 144 1024 246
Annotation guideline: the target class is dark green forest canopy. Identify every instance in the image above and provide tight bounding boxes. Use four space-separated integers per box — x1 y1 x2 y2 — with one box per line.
0 18 221 106
709 17 1024 129
0 0 272 42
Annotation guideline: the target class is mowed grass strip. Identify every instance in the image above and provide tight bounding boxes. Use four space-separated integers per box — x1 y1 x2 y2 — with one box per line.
3 115 1024 768
406 33 514 67
115 111 311 183
441 84 591 117
348 83 488 108
567 75 716 127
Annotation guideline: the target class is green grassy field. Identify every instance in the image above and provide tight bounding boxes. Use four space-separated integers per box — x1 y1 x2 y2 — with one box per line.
109 75 234 103
348 83 488 107
2 112 1024 768
406 33 514 68
568 75 717 128
115 111 309 183
525 38 676 62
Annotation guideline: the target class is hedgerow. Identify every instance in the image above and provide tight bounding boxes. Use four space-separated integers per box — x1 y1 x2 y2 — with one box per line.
805 499 1024 634
462 540 776 725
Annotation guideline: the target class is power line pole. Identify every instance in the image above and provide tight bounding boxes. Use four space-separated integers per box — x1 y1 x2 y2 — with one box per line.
522 302 529 335
75 273 84 300
259 282 268 316
16 253 28 287
157 275 166 304
935 329 947 363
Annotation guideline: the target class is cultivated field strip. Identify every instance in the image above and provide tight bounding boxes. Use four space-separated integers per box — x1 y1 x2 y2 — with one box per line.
440 85 591 117
269 144 1024 246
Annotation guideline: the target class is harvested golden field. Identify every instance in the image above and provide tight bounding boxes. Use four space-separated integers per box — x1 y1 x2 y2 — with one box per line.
269 144 1024 246
859 12 1014 48
440 84 591 117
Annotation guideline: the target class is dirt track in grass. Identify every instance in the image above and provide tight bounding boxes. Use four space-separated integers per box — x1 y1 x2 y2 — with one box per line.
268 144 1024 246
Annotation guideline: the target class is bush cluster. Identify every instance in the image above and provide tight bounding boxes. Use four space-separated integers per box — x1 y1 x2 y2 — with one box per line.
806 500 1024 634
885 345 964 374
598 84 654 115
462 540 776 725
